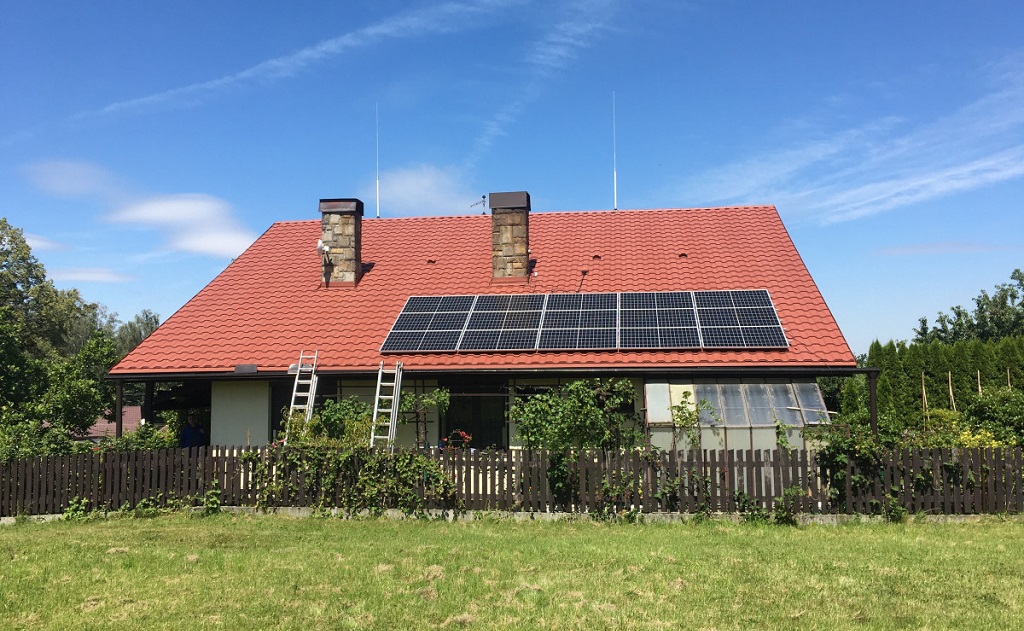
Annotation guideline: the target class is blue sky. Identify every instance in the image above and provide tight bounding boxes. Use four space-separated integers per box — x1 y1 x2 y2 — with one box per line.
2 1 1022 355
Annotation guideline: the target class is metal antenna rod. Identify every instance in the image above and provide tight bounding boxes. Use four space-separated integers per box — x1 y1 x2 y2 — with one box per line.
375 102 381 219
612 92 618 211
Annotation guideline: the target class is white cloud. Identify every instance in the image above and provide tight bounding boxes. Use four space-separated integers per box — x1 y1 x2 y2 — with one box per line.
70 0 523 121
22 160 128 205
109 194 258 258
49 268 133 283
817 147 1024 223
663 51 1024 224
23 160 257 259
24 233 62 251
364 164 482 216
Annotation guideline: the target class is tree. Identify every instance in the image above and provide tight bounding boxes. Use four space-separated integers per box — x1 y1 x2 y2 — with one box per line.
0 306 40 410
114 309 161 358
0 218 151 458
0 217 105 359
915 269 1024 343
36 332 117 436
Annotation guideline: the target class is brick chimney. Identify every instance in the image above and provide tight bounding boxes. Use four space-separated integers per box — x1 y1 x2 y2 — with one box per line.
319 198 363 286
489 191 530 282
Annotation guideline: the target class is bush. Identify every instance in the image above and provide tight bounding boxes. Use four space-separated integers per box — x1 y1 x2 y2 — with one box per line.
962 387 1024 445
510 378 643 507
0 416 82 463
772 486 803 526
95 423 178 452
282 397 374 451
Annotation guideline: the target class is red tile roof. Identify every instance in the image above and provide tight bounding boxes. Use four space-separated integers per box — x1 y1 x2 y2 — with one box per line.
87 406 142 438
110 206 854 377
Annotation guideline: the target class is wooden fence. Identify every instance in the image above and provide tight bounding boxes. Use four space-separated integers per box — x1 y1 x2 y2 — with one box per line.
2 447 1023 518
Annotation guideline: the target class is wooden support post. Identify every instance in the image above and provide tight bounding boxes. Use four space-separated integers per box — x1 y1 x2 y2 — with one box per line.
948 371 956 412
114 381 124 438
143 382 155 426
868 369 879 437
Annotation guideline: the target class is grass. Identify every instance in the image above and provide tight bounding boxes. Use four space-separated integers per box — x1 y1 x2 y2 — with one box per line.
2 513 1023 629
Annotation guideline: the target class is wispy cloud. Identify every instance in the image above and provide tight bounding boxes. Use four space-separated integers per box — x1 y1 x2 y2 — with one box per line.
22 160 130 205
666 51 1024 224
109 194 257 258
23 233 63 251
363 164 483 216
24 160 257 259
49 268 133 283
466 0 619 165
70 1 522 122
873 241 1016 256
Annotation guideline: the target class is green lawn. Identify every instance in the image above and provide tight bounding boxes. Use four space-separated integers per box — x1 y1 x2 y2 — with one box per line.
1 513 1023 630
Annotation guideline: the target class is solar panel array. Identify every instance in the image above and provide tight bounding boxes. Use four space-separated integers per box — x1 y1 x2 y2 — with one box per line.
380 290 788 353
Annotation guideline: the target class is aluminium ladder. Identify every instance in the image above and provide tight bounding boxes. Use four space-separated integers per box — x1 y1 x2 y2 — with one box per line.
285 350 319 445
370 361 403 451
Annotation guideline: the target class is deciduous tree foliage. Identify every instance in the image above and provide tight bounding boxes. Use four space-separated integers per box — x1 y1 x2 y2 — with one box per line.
915 269 1024 343
1 218 161 461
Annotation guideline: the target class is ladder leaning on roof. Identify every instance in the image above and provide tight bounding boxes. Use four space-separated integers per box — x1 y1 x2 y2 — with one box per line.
284 350 319 445
370 361 403 452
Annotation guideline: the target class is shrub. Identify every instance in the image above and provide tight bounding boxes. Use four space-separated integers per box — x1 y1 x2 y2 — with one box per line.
510 378 643 507
962 387 1024 445
772 486 803 526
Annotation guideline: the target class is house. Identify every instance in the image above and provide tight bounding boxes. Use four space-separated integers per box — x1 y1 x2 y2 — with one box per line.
86 406 142 442
109 191 863 450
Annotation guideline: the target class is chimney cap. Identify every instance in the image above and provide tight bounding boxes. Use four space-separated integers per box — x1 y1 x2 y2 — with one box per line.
319 198 364 216
488 191 530 211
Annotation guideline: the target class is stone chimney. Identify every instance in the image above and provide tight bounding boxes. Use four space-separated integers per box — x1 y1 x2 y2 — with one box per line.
489 191 530 282
319 198 363 286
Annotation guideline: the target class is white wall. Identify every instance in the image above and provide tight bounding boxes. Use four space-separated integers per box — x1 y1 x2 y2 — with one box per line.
211 381 271 446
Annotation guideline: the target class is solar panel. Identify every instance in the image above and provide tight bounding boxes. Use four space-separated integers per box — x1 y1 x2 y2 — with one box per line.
659 327 701 348
379 295 474 352
658 309 696 327
579 309 616 328
737 307 780 327
731 290 773 308
467 311 504 329
578 328 616 348
498 329 538 350
474 295 510 311
381 330 425 352
582 293 617 310
381 290 788 353
547 293 581 310
510 294 545 310
741 327 788 347
621 327 659 348
621 309 657 328
701 327 746 348
621 292 656 309
692 290 788 349
655 292 693 309
459 329 499 350
694 291 733 308
542 310 580 328
697 308 740 327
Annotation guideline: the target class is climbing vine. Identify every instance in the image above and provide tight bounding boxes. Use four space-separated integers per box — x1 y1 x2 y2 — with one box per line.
240 446 462 517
